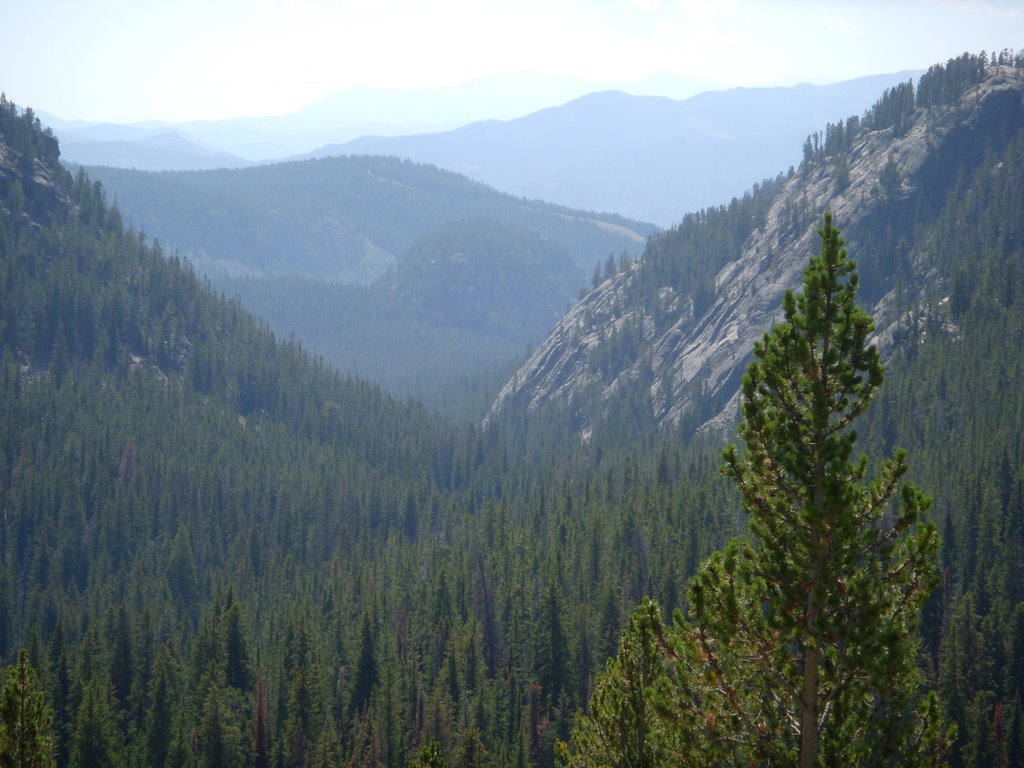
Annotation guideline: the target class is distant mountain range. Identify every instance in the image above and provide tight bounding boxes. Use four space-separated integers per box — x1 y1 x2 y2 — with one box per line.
49 128 252 171
47 71 919 224
43 70 722 167
308 72 921 225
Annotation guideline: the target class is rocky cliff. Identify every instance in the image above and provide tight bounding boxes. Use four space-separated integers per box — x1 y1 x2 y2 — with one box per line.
0 101 69 225
488 62 1024 438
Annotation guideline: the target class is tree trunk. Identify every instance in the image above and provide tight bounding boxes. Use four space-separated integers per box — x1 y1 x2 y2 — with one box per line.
799 636 820 768
800 532 824 767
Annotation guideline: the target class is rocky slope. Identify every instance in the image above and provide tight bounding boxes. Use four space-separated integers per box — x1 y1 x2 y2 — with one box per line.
0 104 69 224
488 60 1024 438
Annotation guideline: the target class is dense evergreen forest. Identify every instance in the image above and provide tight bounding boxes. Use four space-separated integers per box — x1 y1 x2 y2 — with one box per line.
224 218 584 419
84 144 656 421
2 50 1024 767
1 92 729 768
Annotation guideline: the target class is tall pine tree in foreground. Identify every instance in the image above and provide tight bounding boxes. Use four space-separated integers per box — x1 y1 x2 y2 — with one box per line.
700 212 949 766
563 214 951 767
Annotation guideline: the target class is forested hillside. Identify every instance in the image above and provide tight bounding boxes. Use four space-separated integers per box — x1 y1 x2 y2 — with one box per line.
0 92 729 768
495 51 1024 767
226 218 583 418
82 156 654 416
2 51 1024 768
491 52 1024 439
83 158 654 284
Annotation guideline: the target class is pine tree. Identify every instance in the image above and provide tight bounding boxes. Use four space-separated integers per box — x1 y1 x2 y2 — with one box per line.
350 612 378 719
107 605 132 719
197 681 243 768
696 213 949 765
562 214 953 768
284 667 313 768
0 650 56 768
311 715 342 768
253 672 271 768
412 738 448 768
557 600 684 768
143 644 176 768
533 584 569 711
222 596 250 692
67 677 120 768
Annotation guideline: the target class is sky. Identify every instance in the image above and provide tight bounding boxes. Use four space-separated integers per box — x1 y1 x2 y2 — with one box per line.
3 0 1021 124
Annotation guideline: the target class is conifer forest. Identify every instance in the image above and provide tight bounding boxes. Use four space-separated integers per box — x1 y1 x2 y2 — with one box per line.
2 51 1024 767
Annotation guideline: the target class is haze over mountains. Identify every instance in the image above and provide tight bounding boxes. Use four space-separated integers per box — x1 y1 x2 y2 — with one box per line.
50 70 917 224
310 72 920 225
84 156 654 281
45 70 721 168
40 120 252 172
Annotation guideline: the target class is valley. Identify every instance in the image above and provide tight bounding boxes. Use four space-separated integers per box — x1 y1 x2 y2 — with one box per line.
1 51 1023 767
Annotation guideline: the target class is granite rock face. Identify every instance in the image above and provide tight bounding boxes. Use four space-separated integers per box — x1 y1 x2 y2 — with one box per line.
0 112 67 225
488 68 1024 437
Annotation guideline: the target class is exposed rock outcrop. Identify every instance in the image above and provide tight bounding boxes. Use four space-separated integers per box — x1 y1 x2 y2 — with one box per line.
0 103 69 225
488 66 1024 437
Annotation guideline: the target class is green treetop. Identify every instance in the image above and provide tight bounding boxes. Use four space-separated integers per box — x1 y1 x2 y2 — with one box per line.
0 650 56 768
700 212 949 766
562 214 951 767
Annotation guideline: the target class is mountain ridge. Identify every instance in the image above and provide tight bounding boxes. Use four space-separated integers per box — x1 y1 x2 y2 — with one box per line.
308 71 922 225
488 58 1023 439
42 70 725 165
83 155 655 285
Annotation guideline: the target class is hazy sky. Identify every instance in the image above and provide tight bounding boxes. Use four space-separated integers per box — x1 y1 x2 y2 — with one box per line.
4 0 1020 123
